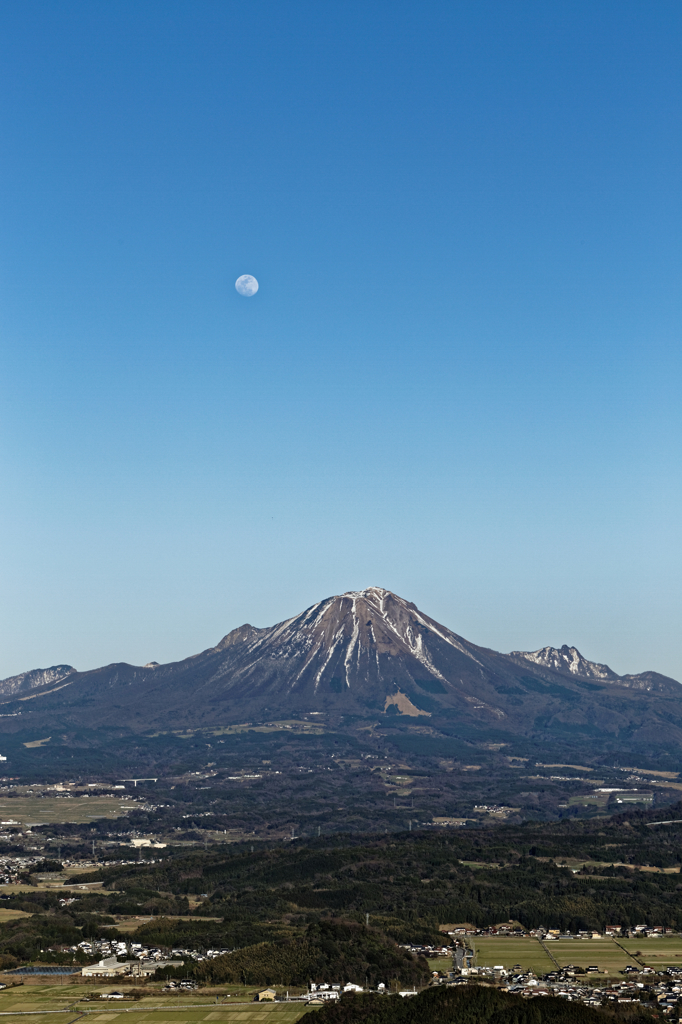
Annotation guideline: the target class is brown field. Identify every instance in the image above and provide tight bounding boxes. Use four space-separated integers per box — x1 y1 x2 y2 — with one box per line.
0 907 32 921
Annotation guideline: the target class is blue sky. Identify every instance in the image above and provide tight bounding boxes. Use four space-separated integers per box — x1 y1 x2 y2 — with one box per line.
2 0 682 680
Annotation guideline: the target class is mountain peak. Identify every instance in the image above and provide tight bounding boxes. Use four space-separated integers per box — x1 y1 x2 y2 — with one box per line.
0 590 679 744
511 644 618 680
214 624 264 651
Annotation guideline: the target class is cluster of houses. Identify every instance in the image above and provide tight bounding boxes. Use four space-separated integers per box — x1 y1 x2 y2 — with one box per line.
445 924 673 939
402 943 453 958
78 939 231 977
540 925 673 940
497 965 682 1011
257 982 420 1003
0 855 55 884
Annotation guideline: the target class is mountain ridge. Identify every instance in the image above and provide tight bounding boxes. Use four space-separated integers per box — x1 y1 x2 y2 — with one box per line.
510 644 678 693
0 588 680 754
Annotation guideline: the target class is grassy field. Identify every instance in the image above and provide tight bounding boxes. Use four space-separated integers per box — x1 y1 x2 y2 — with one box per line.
545 939 638 973
472 937 556 974
169 723 325 738
471 937 641 976
568 794 610 808
620 936 682 966
427 957 453 973
0 982 317 1023
0 875 120 894
0 796 138 826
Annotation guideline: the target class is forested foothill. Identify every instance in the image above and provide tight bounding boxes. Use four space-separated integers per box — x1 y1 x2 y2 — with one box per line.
2 802 682 975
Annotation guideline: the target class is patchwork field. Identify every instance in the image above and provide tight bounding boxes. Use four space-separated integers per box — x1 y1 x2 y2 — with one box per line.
0 983 316 1023
0 796 138 826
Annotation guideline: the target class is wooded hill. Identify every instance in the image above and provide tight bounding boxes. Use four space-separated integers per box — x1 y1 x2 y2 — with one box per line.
312 986 650 1024
1 803 682 966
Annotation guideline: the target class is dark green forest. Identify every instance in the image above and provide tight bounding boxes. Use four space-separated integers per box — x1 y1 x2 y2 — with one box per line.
1 804 682 970
312 986 649 1024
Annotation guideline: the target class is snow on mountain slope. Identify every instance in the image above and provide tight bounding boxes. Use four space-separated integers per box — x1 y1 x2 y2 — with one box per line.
1 589 679 741
510 644 680 692
0 665 76 696
511 645 618 680
210 587 484 692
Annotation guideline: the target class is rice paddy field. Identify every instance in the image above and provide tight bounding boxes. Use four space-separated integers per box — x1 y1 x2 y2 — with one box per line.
620 936 682 967
542 939 638 973
472 937 641 975
0 983 316 1024
471 938 556 975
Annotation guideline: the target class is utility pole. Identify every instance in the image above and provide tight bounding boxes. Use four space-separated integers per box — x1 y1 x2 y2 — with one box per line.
365 913 369 927
408 820 412 831
318 826 321 838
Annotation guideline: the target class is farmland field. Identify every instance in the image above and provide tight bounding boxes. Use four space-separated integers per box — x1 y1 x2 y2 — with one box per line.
471 937 555 974
472 937 640 975
620 936 682 966
427 957 453 973
0 906 32 921
0 983 316 1023
0 796 139 826
545 939 638 973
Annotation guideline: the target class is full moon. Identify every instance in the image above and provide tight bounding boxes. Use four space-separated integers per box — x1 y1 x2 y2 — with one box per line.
235 274 259 297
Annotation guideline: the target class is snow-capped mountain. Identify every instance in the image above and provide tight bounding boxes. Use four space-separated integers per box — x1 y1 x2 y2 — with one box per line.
0 588 680 746
210 586 493 697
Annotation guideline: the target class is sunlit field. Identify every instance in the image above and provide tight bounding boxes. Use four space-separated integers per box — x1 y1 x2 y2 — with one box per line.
620 936 682 967
0 982 317 1023
471 936 641 976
